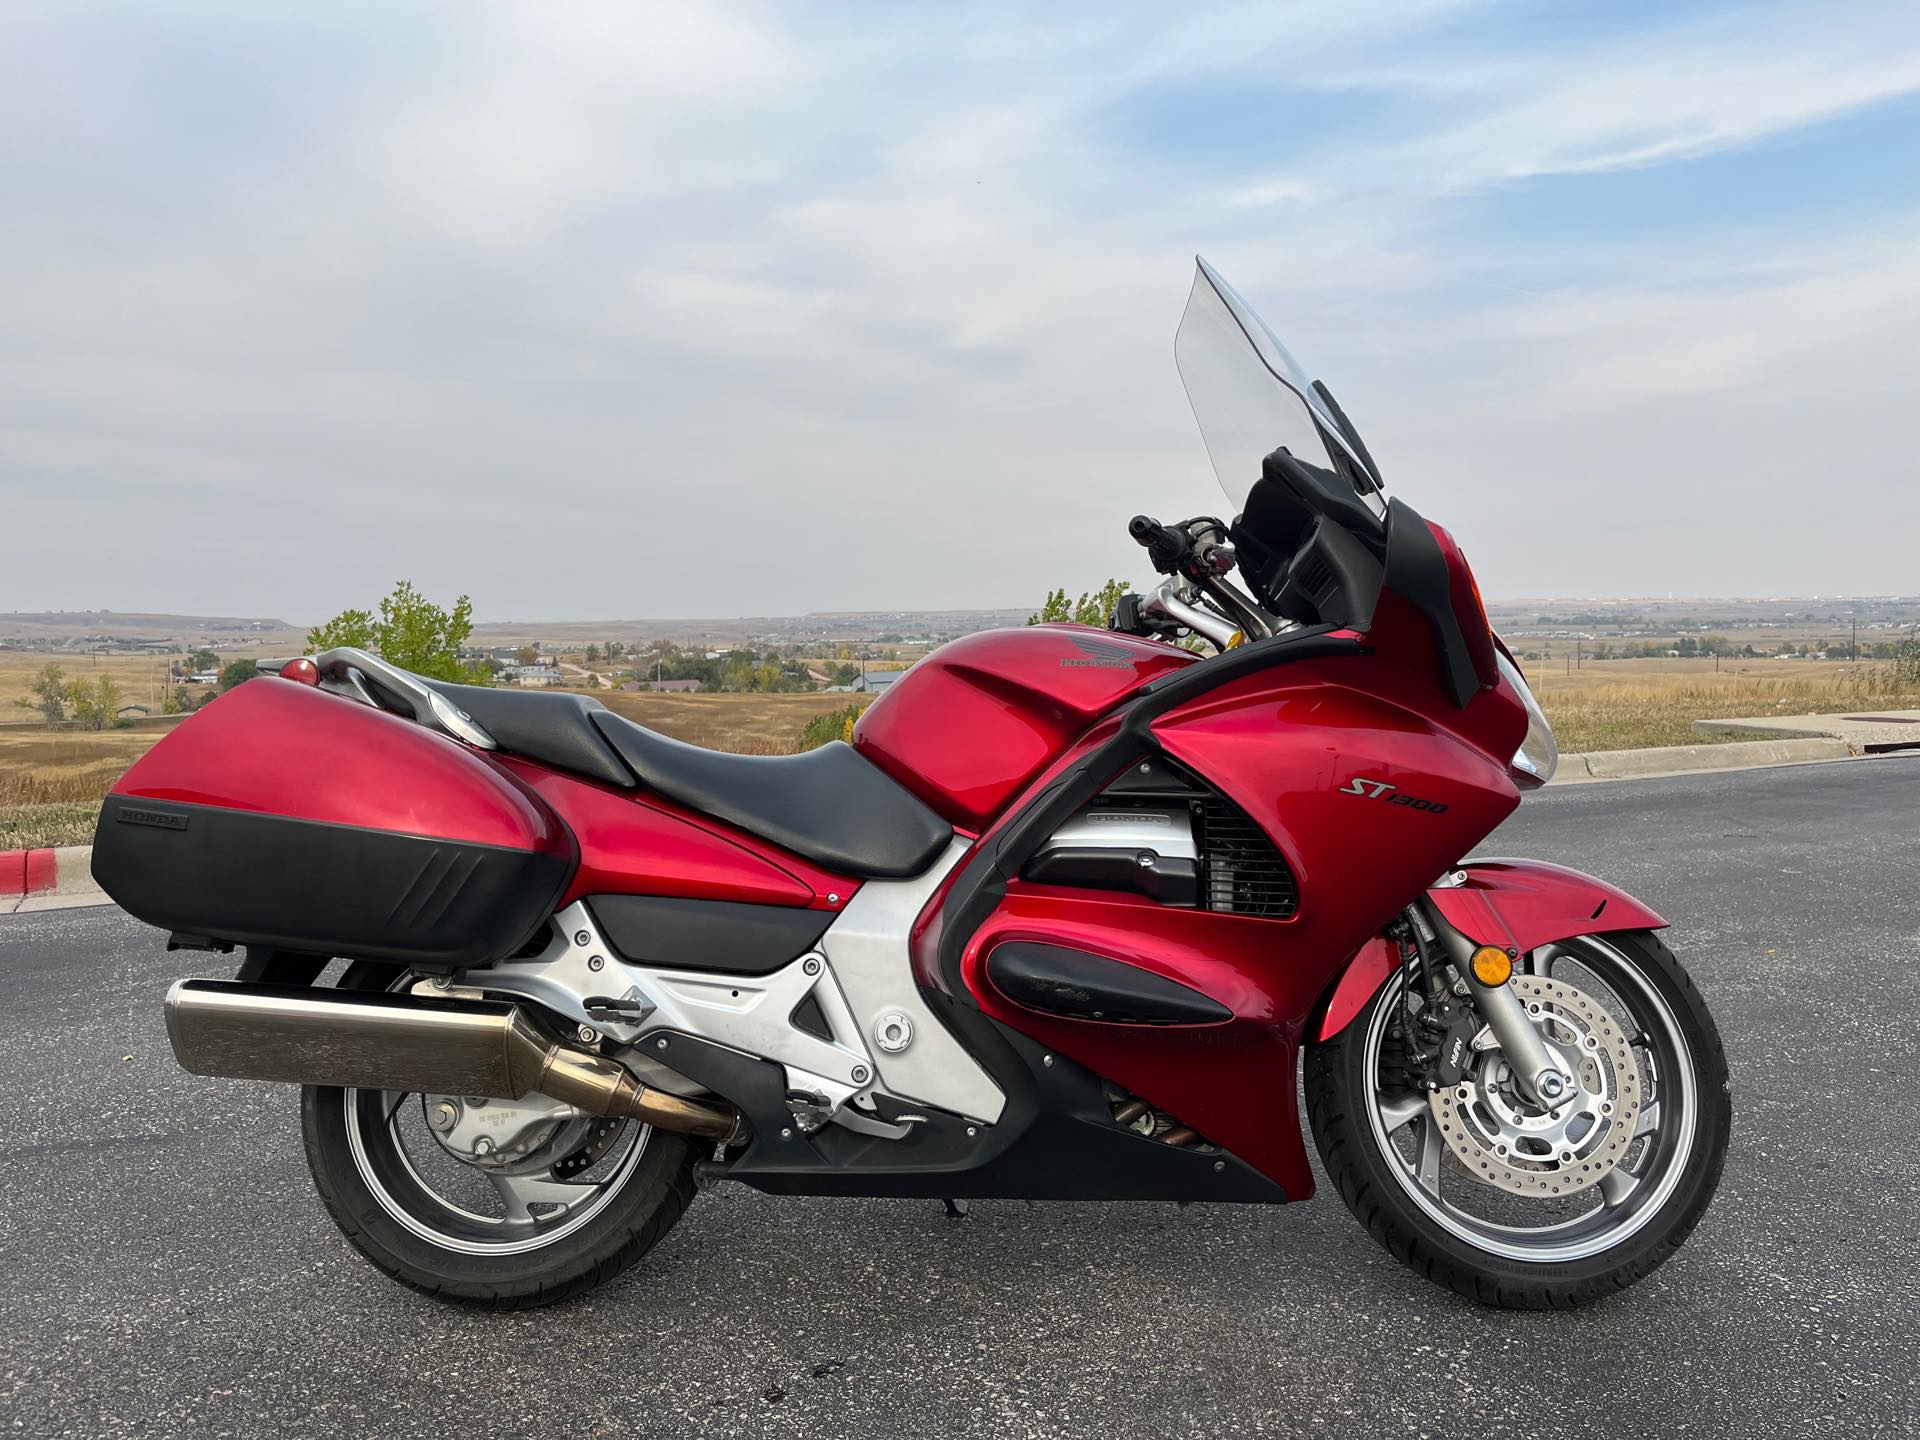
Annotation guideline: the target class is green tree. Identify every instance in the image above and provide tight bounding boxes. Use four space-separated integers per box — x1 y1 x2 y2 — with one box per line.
308 581 487 684
67 675 124 730
219 659 258 691
15 663 68 726
585 643 601 664
1027 579 1131 628
798 704 864 750
1893 627 1920 688
188 649 218 673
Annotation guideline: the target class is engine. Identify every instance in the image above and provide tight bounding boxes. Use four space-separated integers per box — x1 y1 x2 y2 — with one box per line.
1024 756 1297 918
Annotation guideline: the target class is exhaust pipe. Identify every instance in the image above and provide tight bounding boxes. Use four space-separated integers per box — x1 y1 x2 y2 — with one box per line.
164 979 740 1141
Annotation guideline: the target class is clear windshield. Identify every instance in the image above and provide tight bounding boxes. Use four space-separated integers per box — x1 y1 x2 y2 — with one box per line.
1174 257 1385 518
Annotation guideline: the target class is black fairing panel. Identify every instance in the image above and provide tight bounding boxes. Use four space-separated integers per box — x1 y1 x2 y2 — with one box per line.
90 796 573 970
668 1024 1284 1202
1231 448 1384 624
985 941 1231 1025
586 893 833 974
1380 495 1481 707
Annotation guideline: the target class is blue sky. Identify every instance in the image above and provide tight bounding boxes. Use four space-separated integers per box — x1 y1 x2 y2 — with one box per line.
2 1 1916 619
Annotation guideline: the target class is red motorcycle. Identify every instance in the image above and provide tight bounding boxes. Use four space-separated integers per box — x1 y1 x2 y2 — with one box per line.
99 260 1728 1309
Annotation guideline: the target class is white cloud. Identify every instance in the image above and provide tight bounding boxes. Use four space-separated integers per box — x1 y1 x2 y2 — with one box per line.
1 0 1916 620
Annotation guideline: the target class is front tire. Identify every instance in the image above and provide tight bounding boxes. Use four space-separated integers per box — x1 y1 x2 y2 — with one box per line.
299 962 702 1308
1306 930 1730 1308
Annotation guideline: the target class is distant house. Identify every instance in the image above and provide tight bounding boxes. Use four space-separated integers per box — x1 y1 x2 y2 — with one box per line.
512 664 560 687
859 671 905 693
187 671 219 685
643 678 702 693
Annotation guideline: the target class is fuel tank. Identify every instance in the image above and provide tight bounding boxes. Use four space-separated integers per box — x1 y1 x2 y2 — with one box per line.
852 625 1196 831
91 676 576 969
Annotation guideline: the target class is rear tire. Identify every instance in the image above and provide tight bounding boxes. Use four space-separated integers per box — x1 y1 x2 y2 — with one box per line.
299 962 702 1308
1306 930 1730 1308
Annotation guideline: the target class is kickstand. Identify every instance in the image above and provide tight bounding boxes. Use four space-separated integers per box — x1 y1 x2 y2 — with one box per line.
942 1198 971 1219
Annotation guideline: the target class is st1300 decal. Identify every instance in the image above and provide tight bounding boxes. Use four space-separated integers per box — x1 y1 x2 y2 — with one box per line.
1338 777 1449 814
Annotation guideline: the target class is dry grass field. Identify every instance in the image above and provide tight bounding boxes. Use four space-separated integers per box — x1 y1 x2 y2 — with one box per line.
1530 657 1920 752
0 651 185 714
593 689 872 753
0 727 170 848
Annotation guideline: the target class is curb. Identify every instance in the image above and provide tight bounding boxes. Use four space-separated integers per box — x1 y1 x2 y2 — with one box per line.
1 844 102 914
1553 736 1854 784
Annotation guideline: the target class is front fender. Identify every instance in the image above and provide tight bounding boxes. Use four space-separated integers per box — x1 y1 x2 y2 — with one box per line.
1314 859 1667 1041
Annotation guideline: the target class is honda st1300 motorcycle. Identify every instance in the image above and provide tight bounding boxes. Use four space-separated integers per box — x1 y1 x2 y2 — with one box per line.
96 259 1729 1309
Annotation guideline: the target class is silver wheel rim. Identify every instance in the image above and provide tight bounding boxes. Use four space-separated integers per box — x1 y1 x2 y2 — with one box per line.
1363 934 1698 1264
339 971 651 1257
344 1089 650 1257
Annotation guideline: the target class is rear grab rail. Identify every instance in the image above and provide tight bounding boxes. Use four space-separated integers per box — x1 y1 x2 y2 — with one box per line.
310 646 498 751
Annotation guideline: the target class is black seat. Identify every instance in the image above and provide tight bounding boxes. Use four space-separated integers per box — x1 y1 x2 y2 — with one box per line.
589 711 952 880
426 681 635 789
425 680 952 879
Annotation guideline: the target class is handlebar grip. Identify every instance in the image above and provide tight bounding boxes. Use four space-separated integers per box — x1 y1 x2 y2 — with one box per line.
1129 514 1192 573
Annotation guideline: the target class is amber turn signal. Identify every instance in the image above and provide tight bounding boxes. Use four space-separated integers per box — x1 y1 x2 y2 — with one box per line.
1470 946 1513 987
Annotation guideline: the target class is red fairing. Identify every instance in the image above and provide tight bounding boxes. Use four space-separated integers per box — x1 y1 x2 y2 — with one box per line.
113 677 567 856
1316 936 1399 1043
494 757 858 913
1313 863 1669 1041
964 885 1333 1199
936 643 1531 1194
854 625 1194 831
1426 860 1667 954
1151 661 1524 975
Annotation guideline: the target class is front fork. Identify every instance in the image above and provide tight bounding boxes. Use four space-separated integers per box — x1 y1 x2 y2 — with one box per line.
1406 900 1574 1107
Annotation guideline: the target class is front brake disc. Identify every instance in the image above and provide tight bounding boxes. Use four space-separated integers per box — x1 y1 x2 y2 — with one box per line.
1428 974 1642 1198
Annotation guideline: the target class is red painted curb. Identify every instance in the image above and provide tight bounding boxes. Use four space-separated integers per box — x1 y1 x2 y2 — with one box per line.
0 849 23 897
24 848 57 894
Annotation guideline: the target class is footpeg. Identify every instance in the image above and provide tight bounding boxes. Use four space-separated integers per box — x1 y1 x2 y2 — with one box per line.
786 1090 834 1134
582 994 653 1024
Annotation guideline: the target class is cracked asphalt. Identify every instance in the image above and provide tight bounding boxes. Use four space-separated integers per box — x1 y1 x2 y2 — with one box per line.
2 754 1917 1438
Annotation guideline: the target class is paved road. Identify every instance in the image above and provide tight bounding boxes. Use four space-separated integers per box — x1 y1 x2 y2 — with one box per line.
4 756 1918 1439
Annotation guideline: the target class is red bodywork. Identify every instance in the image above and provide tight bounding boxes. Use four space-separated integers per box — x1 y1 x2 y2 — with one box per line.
1314 863 1669 1043
113 679 570 860
496 758 857 913
853 625 1193 830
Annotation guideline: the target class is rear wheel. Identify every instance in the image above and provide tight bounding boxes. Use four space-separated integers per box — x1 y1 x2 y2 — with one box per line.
1307 930 1730 1308
299 962 701 1308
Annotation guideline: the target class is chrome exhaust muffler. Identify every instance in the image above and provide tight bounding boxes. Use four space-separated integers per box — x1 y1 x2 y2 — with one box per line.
164 979 740 1141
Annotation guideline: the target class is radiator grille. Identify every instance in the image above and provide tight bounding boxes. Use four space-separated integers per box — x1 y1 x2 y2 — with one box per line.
1198 796 1298 918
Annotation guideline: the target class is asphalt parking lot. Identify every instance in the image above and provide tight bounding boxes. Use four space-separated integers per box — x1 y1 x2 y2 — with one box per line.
3 754 1918 1438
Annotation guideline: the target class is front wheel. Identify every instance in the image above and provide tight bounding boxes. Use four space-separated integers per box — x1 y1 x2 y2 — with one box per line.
1306 930 1730 1308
